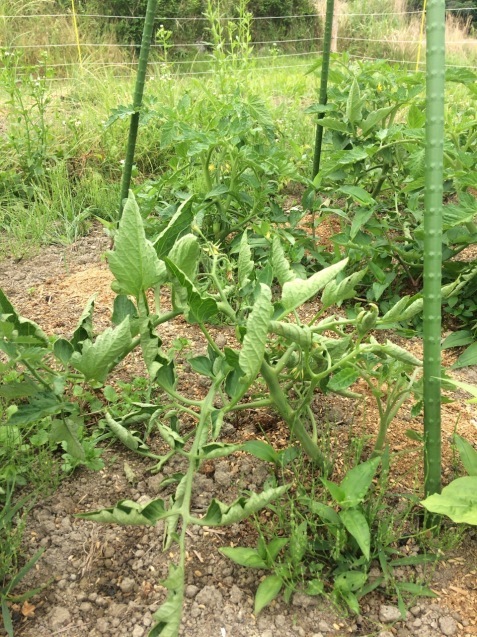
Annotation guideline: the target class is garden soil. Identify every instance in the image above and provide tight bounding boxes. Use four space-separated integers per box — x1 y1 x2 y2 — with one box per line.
0 225 476 637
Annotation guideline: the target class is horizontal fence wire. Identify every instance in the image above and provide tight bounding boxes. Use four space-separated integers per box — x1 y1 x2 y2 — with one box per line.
4 35 477 51
1 36 325 50
7 50 321 71
0 7 475 20
2 9 477 79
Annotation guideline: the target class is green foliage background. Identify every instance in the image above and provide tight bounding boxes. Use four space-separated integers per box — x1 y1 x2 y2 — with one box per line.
55 0 318 46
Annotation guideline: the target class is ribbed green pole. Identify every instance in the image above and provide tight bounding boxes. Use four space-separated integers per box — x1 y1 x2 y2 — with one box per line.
118 0 158 218
423 0 445 500
312 0 334 179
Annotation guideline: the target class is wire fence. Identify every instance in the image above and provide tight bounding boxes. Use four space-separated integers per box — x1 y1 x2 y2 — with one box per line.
1 7 476 19
1 7 477 80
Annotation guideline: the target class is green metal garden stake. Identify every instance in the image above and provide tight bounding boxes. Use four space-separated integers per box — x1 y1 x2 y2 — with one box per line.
118 0 158 218
312 0 334 179
423 0 445 500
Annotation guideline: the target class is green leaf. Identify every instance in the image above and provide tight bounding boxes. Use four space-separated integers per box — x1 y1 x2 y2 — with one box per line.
157 422 185 450
7 547 45 594
0 288 48 345
438 377 477 404
405 428 423 442
243 440 280 464
50 418 85 460
108 192 166 298
350 207 374 238
238 230 254 289
156 361 177 391
140 318 167 380
277 259 348 319
316 117 350 133
322 270 366 309
112 295 138 326
205 183 229 198
421 477 477 524
8 394 63 426
219 547 268 569
396 582 438 597
346 79 362 124
71 295 95 348
452 342 477 369
70 317 133 383
53 338 74 365
267 537 289 560
289 520 308 565
0 379 41 399
339 509 371 560
153 197 194 259
340 590 361 615
304 577 324 596
338 186 376 206
335 147 368 165
453 434 477 476
239 283 273 386
339 457 381 507
321 479 346 504
339 186 374 206
334 570 367 593
271 235 296 285
304 103 335 114
188 355 214 378
198 485 289 526
105 412 150 454
304 499 341 525
254 574 283 614
199 442 241 459
104 103 136 127
268 320 312 349
168 233 200 288
164 258 219 324
389 554 440 567
408 103 426 129
441 330 474 350
328 367 360 392
77 498 167 525
361 105 396 135
1 597 13 637
380 296 411 323
368 340 422 367
150 564 184 637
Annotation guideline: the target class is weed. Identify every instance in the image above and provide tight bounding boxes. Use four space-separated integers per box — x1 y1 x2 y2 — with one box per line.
0 485 44 637
228 449 440 617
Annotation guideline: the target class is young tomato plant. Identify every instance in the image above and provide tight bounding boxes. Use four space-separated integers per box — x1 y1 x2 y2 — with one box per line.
132 90 300 244
1 193 426 637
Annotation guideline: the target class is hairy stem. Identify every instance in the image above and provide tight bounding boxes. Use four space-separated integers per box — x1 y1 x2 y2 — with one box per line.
260 361 327 470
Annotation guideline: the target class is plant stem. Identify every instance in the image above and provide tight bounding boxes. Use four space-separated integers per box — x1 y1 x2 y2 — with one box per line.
228 399 273 411
260 360 327 470
312 0 334 179
118 0 158 218
423 0 445 501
